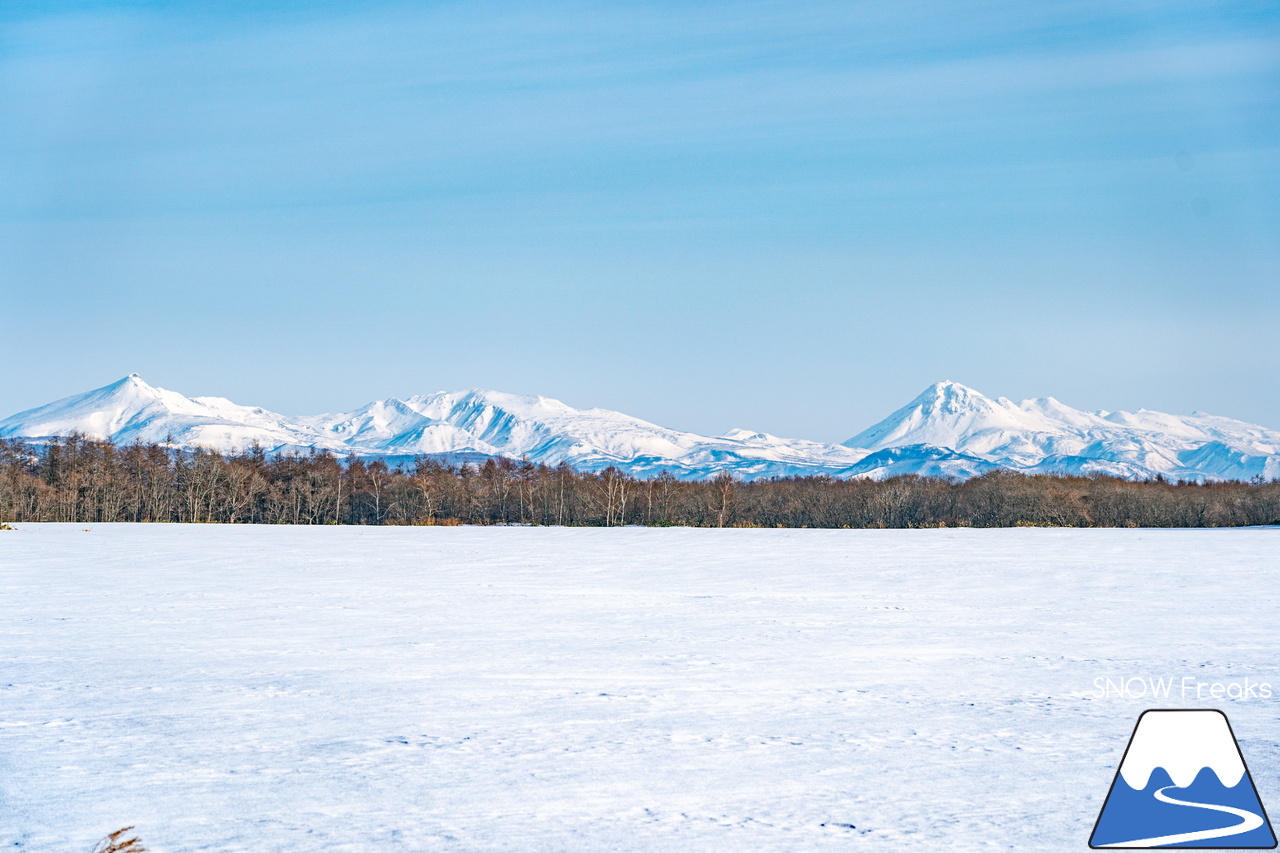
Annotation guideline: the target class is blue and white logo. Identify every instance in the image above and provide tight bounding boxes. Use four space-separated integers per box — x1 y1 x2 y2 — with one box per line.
1091 709 1276 848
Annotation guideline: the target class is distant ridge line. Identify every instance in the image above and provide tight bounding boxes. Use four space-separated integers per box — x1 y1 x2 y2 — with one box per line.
1 375 1278 482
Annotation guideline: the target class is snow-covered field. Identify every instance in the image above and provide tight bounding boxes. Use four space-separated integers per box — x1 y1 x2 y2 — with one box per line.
3 524 1278 851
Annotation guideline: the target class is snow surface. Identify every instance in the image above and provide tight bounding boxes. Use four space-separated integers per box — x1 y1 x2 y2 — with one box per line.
4 524 1279 851
3 375 1280 481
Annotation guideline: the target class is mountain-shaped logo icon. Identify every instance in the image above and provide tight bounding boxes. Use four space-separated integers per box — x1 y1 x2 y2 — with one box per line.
1091 709 1276 848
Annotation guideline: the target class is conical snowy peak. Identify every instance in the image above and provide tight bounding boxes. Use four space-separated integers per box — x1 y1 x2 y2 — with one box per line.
0 373 186 441
845 381 1280 480
913 379 988 409
0 375 331 452
844 380 1038 452
71 373 164 409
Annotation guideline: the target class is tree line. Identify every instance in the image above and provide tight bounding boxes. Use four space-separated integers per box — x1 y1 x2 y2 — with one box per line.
1 435 1278 529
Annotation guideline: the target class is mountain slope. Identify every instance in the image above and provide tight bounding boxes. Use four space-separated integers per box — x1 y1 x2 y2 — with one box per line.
0 376 868 479
0 374 341 454
846 380 1280 481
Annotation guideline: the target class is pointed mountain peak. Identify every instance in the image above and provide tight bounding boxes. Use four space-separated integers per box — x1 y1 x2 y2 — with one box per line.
914 380 985 401
0 373 202 441
845 382 1022 450
908 380 995 415
103 373 161 395
925 379 971 392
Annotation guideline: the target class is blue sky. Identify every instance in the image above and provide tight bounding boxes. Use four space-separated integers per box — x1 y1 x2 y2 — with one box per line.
1 0 1277 440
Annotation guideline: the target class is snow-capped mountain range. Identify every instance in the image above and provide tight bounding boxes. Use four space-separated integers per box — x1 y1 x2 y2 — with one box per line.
2 374 1278 482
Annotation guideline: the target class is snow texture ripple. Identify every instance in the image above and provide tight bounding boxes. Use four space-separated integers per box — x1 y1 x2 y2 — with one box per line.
2 524 1279 851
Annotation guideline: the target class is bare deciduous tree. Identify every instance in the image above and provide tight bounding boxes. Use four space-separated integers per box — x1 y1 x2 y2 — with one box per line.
2 436 1278 529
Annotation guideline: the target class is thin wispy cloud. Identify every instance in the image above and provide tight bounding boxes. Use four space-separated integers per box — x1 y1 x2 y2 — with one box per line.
0 0 1276 436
